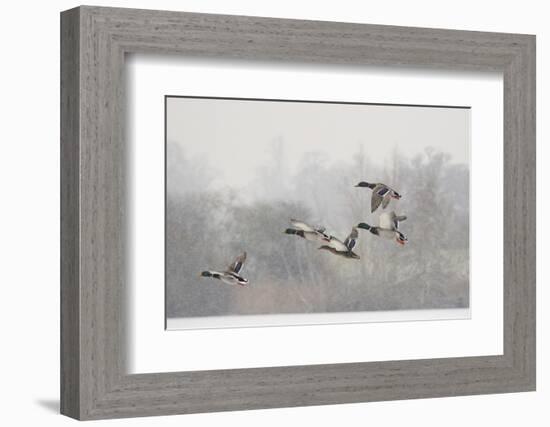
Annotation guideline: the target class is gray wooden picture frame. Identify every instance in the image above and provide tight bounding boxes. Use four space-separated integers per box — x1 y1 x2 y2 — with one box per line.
60 5 536 421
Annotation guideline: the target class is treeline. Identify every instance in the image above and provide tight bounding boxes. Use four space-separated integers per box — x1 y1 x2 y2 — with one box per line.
166 142 469 318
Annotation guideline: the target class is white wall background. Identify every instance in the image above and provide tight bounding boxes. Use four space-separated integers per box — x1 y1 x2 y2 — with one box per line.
0 0 546 425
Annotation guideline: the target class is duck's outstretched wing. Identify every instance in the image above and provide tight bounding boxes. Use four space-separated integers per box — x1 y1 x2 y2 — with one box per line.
371 193 383 213
381 195 392 209
379 211 406 230
379 212 393 229
315 226 330 240
326 237 349 252
394 215 407 229
290 219 316 232
371 185 389 212
344 227 359 251
228 252 247 274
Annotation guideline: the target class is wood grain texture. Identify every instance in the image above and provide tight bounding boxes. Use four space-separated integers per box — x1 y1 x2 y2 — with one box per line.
60 7 80 419
60 5 536 420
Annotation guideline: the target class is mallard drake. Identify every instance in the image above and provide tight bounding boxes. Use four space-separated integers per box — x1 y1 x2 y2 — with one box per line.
284 219 331 243
357 211 408 246
200 252 249 286
318 227 360 259
355 181 402 212
357 211 408 245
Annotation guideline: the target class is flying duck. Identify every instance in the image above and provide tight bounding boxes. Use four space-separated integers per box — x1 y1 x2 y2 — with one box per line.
318 227 360 259
355 181 402 212
200 252 249 286
357 211 408 246
284 219 331 243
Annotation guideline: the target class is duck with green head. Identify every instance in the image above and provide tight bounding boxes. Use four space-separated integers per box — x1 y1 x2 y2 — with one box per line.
318 227 360 259
357 211 408 246
284 219 331 244
355 181 402 212
200 252 249 286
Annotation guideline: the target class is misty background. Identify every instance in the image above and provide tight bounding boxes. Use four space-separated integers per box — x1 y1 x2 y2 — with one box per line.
166 97 470 320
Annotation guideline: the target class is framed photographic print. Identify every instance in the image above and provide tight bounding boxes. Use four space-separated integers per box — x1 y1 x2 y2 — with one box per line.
164 95 471 331
61 5 535 420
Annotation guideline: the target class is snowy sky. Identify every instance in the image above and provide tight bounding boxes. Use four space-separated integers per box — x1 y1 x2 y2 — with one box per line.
167 96 470 191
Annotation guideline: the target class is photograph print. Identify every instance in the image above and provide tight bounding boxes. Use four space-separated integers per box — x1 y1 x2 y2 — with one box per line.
165 96 470 329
